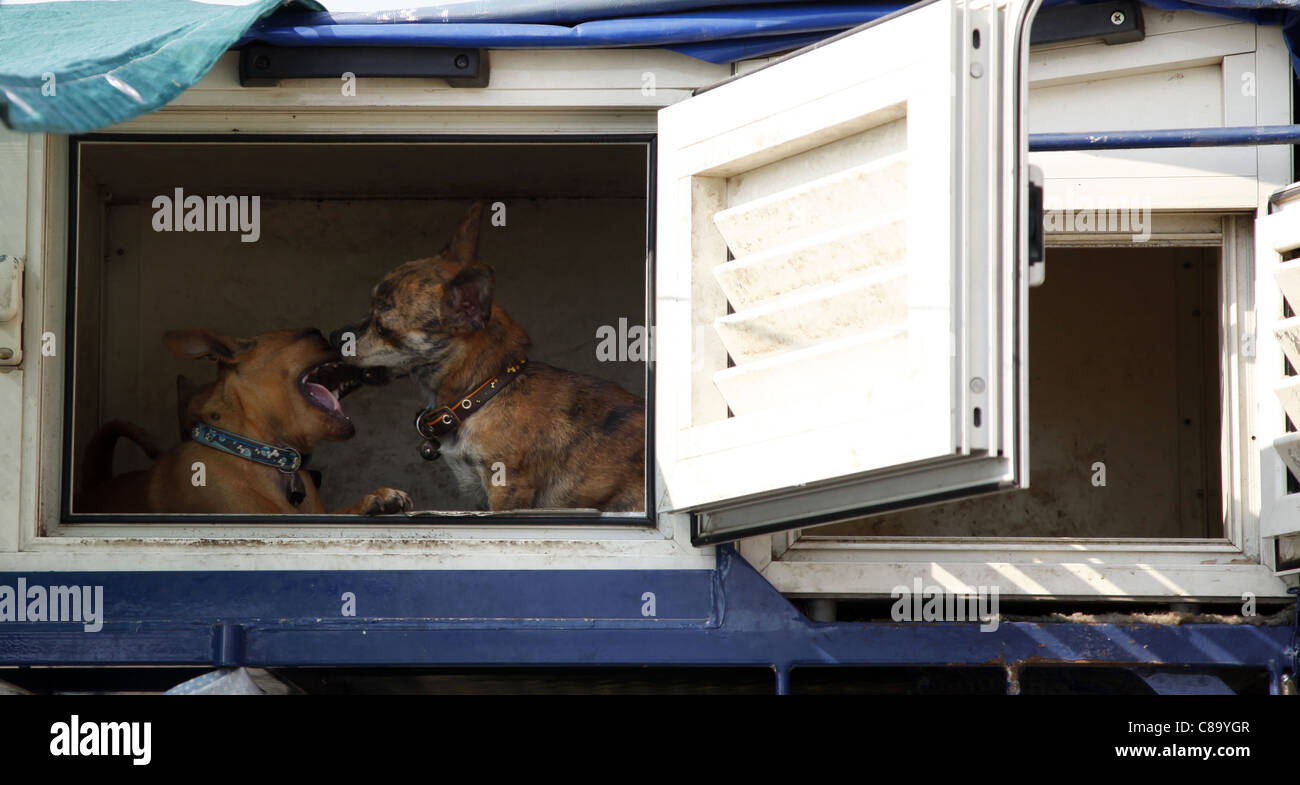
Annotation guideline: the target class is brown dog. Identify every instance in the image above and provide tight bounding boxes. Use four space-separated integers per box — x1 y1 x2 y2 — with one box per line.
77 328 413 516
336 203 645 512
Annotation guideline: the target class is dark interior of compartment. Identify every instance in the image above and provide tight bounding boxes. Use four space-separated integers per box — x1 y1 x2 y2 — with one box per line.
70 142 649 514
819 246 1224 539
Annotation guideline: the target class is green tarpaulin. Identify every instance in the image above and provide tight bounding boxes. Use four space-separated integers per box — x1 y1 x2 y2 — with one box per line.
0 0 288 133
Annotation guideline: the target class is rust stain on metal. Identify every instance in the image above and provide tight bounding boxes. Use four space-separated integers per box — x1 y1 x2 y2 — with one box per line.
981 653 1164 669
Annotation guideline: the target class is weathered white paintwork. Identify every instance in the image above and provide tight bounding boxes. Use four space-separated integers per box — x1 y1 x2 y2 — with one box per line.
711 156 909 257
1273 259 1300 315
1275 378 1300 433
711 214 908 309
712 270 908 364
713 328 911 417
1273 316 1300 371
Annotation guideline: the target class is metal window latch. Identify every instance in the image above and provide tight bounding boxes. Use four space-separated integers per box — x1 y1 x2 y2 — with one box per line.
1027 165 1045 288
239 45 490 88
1029 0 1144 46
0 254 23 365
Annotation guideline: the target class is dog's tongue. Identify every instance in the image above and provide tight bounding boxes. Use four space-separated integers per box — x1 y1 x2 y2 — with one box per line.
304 382 342 413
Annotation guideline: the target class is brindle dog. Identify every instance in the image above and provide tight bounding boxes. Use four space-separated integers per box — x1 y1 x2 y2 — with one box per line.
77 328 413 515
335 203 645 512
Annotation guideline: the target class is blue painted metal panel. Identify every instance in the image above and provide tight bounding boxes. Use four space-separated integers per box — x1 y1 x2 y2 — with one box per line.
0 569 717 625
0 549 1291 674
241 621 1295 669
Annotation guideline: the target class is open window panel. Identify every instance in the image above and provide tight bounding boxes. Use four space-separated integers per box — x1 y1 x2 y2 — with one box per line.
657 0 1038 545
64 138 653 523
1260 184 1300 574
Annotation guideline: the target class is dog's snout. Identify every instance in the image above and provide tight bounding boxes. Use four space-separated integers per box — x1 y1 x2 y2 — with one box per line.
329 323 388 385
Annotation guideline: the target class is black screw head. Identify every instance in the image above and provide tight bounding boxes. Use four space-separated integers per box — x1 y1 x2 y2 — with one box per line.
454 54 469 69
254 54 271 70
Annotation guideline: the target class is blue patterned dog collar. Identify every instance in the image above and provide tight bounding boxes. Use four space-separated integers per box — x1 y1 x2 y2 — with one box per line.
191 422 303 474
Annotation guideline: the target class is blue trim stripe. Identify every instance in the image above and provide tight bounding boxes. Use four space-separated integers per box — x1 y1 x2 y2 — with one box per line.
1031 124 1300 151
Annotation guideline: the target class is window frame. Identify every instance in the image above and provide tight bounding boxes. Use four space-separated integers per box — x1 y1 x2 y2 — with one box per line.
58 132 661 529
728 11 1298 599
3 48 731 572
9 109 710 572
740 215 1294 600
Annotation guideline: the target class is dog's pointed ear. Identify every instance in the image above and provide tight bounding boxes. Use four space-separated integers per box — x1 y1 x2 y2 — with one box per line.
163 329 250 364
443 201 486 264
442 264 494 332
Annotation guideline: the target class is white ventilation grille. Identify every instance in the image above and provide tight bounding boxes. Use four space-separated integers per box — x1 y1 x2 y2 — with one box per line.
700 126 913 419
656 0 1028 538
1265 203 1300 487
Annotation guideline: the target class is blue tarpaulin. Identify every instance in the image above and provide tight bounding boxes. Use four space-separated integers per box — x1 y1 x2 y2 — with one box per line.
239 4 905 57
242 0 1300 70
276 0 839 24
1 0 1298 135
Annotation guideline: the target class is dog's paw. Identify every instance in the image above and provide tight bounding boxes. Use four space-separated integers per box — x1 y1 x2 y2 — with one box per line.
359 488 413 516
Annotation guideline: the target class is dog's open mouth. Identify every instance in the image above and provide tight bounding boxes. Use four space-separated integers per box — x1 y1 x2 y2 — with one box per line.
299 362 363 419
